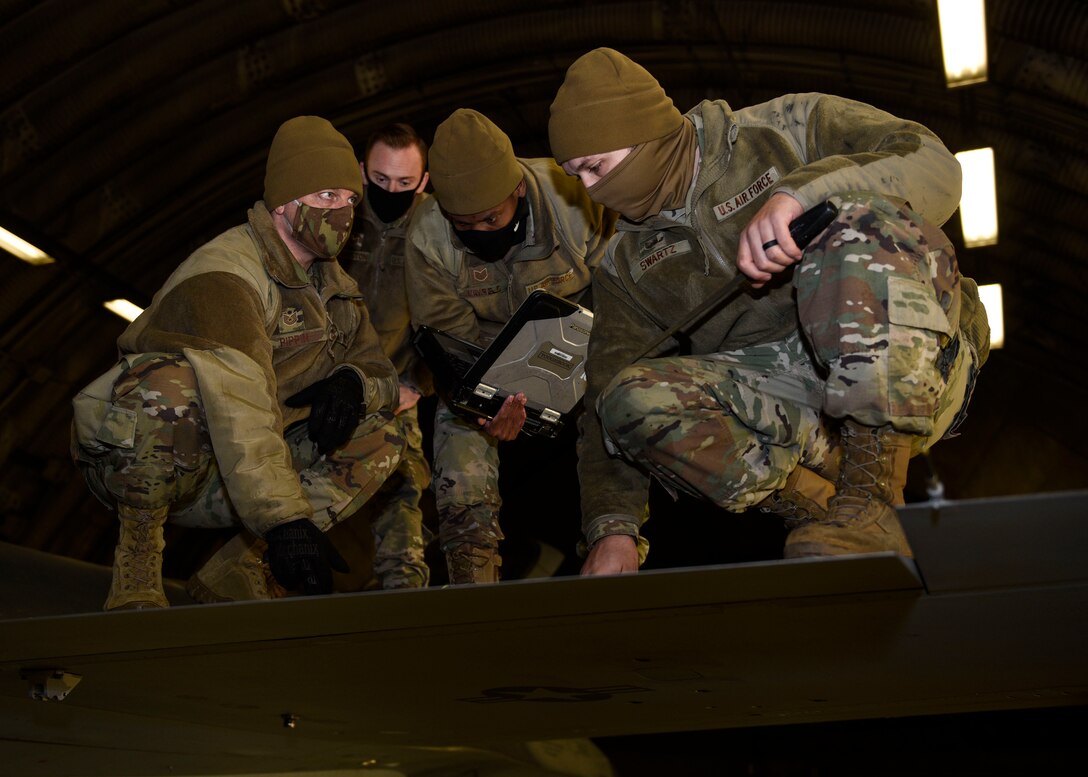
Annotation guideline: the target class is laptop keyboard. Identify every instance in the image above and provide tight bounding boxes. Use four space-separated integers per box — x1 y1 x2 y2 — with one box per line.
442 349 475 378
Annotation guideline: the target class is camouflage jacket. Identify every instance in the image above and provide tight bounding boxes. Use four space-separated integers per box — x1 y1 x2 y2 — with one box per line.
97 203 397 536
405 157 617 344
342 192 434 396
578 94 964 545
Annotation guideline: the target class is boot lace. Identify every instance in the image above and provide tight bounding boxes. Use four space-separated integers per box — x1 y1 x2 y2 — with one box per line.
829 425 891 526
759 494 819 527
122 517 161 590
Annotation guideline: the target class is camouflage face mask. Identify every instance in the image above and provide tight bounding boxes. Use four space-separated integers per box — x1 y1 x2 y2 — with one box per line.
290 201 354 259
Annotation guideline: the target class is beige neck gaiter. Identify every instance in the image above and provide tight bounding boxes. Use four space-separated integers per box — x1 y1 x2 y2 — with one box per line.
588 119 698 222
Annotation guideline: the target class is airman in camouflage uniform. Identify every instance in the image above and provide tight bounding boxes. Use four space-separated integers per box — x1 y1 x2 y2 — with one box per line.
340 123 435 590
406 109 617 583
548 49 989 574
71 116 405 609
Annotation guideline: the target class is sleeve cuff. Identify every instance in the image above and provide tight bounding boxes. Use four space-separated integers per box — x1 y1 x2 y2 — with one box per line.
583 513 641 546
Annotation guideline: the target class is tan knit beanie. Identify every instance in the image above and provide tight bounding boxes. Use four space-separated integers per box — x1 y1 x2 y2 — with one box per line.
549 48 684 163
264 116 363 209
429 109 523 215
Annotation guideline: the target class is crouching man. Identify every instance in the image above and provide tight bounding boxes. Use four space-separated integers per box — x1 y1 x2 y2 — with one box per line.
547 49 990 573
72 116 406 609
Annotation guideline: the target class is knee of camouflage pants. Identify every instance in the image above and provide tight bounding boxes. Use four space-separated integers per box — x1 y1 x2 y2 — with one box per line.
78 354 214 512
597 357 815 511
795 191 960 436
287 410 407 532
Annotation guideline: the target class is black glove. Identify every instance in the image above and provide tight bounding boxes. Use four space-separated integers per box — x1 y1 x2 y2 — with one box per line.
264 518 350 595
285 371 365 455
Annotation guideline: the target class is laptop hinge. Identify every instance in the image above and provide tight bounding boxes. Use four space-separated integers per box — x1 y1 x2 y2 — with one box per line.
473 383 497 400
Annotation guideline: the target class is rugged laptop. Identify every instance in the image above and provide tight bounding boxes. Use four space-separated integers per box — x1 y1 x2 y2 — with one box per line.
413 290 593 438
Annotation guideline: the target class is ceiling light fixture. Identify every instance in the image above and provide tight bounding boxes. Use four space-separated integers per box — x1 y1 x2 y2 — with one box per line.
937 0 988 87
977 283 1004 350
955 147 998 247
0 225 56 265
103 299 144 322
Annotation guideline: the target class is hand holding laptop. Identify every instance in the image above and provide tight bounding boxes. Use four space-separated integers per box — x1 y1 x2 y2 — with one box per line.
478 392 527 440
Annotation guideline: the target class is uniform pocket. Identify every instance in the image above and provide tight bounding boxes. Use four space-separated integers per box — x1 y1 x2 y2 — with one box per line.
886 276 953 336
886 276 953 421
71 361 128 454
95 404 138 448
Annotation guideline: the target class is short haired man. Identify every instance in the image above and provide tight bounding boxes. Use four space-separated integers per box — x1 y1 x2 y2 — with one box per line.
548 48 990 574
72 116 405 608
340 123 432 589
405 108 617 583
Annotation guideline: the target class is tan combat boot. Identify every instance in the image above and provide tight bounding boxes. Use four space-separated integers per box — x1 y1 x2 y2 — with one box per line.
758 465 837 525
757 439 842 524
105 504 170 610
784 420 914 558
446 544 502 584
186 530 286 603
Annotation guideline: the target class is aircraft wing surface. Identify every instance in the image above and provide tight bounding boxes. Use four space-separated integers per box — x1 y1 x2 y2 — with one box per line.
2 490 1086 776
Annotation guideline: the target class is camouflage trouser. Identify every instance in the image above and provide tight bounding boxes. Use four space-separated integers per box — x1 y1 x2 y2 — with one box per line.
74 354 406 536
364 405 431 588
431 400 503 552
598 191 971 512
797 191 964 436
599 333 838 510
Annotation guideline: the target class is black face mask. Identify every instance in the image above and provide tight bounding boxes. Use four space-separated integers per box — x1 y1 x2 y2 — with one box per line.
366 179 417 224
454 196 530 263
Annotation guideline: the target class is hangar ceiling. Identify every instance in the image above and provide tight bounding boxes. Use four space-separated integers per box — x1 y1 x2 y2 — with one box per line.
1 0 1087 571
